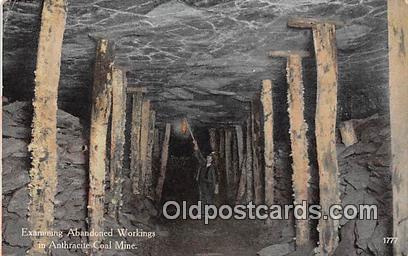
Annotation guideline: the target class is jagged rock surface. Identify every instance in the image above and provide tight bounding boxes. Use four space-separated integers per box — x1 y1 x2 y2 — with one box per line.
2 102 156 256
335 114 392 256
3 0 388 128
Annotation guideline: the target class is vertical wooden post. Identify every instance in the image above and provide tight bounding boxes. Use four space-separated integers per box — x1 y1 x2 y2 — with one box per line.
287 54 311 247
155 123 171 202
209 128 218 152
130 91 144 194
209 128 221 203
245 118 254 202
87 39 114 254
231 129 239 199
152 127 160 188
289 18 341 255
260 80 274 206
270 51 312 246
235 125 246 203
145 110 156 198
108 67 127 219
219 128 227 203
153 128 161 162
251 97 263 204
27 0 66 254
225 128 233 202
388 1 408 255
235 125 245 171
140 100 151 195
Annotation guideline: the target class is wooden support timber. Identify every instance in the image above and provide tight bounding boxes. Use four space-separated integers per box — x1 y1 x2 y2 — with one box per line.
388 1 408 255
145 110 156 198
225 128 233 201
245 118 254 202
127 86 148 94
153 128 161 161
218 128 228 203
235 125 245 172
209 128 222 204
232 130 239 196
27 0 66 254
87 39 114 253
209 128 217 153
155 123 171 202
140 100 151 195
260 80 274 206
235 125 246 202
289 19 340 255
129 91 144 194
339 120 358 147
108 67 127 219
271 51 312 246
288 17 343 28
251 96 263 204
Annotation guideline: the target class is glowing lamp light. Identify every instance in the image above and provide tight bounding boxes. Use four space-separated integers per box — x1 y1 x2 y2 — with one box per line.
181 118 188 134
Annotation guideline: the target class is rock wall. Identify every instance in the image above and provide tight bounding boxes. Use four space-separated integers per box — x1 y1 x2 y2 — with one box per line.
335 114 392 256
2 101 88 255
2 102 158 256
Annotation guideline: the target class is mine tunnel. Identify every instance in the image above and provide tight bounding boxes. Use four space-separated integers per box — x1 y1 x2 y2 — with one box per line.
2 0 408 256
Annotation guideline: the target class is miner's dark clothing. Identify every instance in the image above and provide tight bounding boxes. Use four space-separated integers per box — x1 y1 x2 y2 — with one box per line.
194 151 217 205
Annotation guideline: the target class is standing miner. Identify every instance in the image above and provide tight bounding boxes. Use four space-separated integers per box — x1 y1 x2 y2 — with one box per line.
193 140 218 205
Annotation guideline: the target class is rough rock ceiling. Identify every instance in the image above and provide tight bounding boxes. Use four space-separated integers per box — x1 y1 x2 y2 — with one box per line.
3 0 388 126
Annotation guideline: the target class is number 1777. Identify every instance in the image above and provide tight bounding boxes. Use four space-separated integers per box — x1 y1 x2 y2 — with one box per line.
383 237 398 244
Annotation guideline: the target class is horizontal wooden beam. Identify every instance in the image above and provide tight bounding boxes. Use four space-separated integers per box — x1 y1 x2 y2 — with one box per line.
269 50 310 58
127 87 147 94
288 17 344 28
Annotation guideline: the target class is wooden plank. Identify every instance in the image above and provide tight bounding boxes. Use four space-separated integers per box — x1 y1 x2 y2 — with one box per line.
232 131 239 194
245 118 254 202
145 110 156 198
140 100 151 195
127 86 148 94
27 0 66 254
87 39 114 254
235 125 245 170
287 17 343 28
269 50 310 58
286 55 311 247
209 128 221 204
130 93 143 194
108 67 127 219
152 127 161 188
288 19 341 254
225 128 233 202
155 123 171 202
388 1 408 255
251 97 263 204
153 128 161 161
312 23 340 255
235 125 246 203
260 80 274 206
218 128 227 203
209 128 218 152
339 120 358 147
